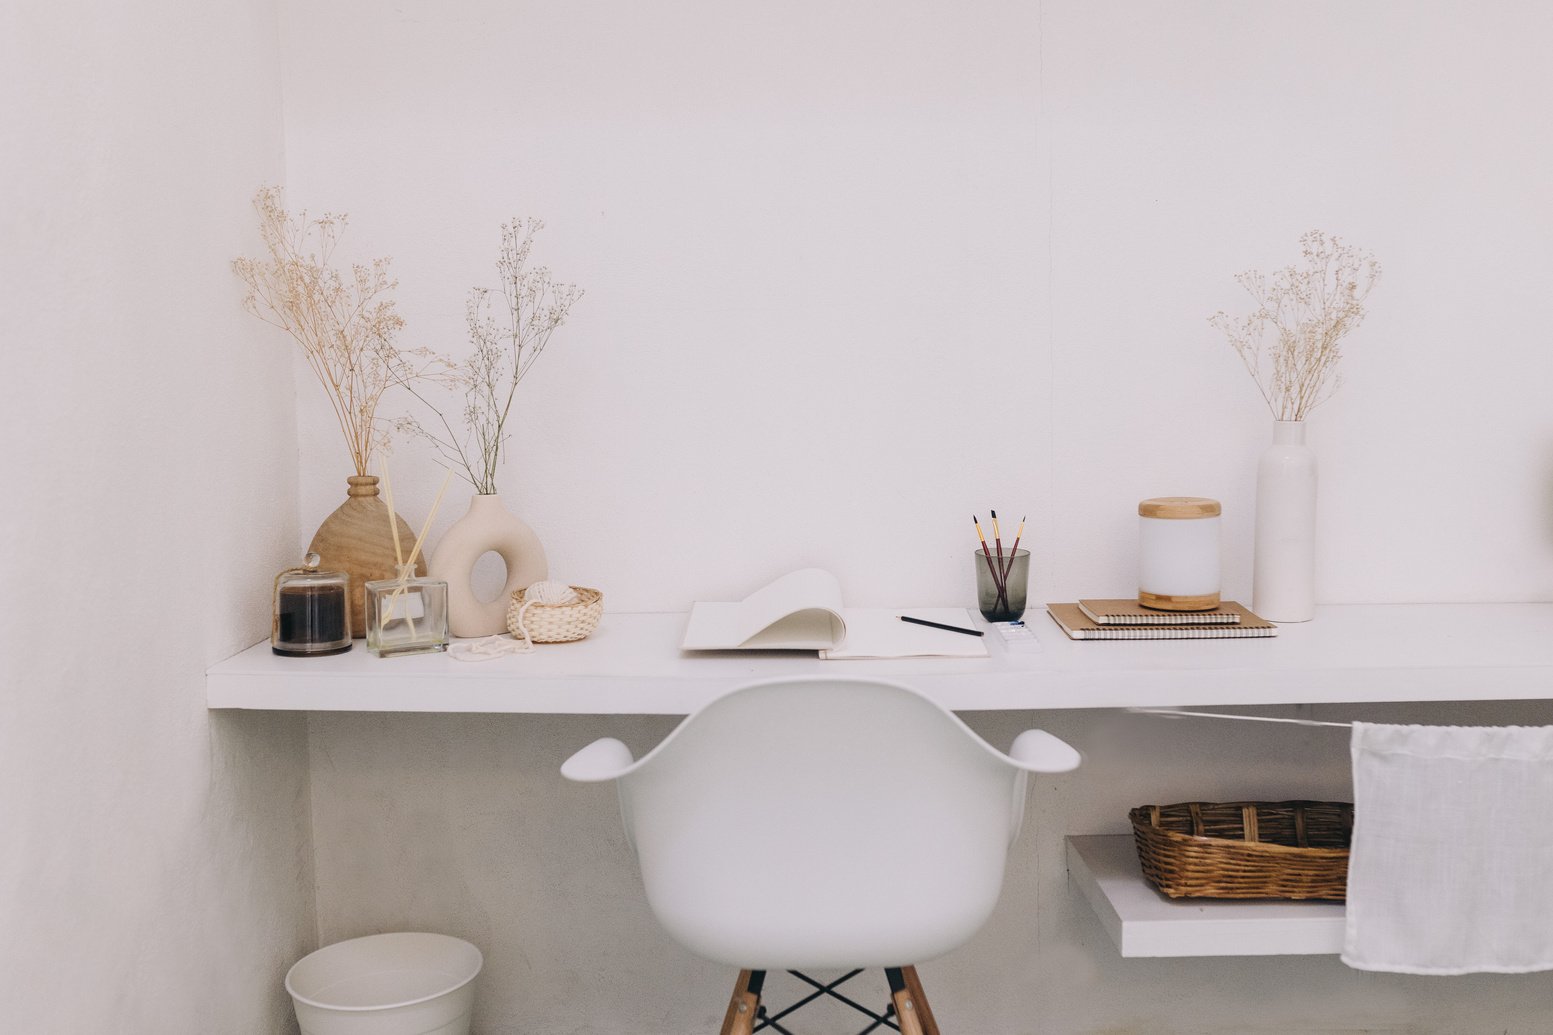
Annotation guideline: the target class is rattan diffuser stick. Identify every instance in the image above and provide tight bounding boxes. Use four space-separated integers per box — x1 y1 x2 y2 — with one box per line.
379 460 415 636
377 463 451 639
403 472 450 572
381 461 406 571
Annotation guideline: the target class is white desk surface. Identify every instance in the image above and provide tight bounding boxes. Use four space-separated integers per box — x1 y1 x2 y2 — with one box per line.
206 602 1553 714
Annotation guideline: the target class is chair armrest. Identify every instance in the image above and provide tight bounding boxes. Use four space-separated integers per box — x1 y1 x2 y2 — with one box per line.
1008 729 1081 773
561 738 636 782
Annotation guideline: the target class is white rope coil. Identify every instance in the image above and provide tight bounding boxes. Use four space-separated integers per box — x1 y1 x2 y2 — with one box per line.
451 581 581 662
524 581 582 606
510 580 581 652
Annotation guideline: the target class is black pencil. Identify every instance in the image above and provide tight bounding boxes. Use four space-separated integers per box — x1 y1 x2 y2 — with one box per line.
899 615 985 637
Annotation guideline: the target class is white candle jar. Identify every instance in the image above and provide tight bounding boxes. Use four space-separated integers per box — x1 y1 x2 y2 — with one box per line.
1138 497 1221 611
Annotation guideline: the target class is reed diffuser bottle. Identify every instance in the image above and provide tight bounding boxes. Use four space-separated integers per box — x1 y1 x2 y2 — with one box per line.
365 463 453 658
365 565 449 657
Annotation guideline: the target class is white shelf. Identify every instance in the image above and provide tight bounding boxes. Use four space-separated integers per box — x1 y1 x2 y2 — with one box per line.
1065 835 1345 957
207 611 1049 713
207 602 1553 714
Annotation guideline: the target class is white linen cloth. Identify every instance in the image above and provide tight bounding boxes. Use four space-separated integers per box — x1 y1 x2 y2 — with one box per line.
1343 722 1553 974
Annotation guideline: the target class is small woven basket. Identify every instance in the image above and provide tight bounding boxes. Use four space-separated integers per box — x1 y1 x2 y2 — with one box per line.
506 586 603 644
1130 800 1354 901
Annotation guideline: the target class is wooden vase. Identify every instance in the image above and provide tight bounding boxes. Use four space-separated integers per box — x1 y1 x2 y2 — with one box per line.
308 475 426 638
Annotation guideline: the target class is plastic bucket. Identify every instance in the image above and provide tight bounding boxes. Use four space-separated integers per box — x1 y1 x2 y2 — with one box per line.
285 932 483 1035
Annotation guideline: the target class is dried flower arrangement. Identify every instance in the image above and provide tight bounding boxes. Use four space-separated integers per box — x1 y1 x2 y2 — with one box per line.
396 218 583 495
233 187 433 475
1210 231 1381 421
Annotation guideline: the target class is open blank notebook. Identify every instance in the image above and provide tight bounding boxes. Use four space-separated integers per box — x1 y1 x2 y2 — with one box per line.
681 569 988 659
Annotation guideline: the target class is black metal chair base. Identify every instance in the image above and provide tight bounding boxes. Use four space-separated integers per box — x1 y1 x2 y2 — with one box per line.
750 968 909 1035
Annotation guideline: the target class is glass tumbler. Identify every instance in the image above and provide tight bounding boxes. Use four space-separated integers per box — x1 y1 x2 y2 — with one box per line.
975 548 1029 622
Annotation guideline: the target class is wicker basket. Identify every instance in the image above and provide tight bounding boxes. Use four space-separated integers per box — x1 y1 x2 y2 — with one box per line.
506 586 603 644
1129 800 1354 901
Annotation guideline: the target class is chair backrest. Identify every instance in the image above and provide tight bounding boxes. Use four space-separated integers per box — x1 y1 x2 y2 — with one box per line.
615 677 1028 970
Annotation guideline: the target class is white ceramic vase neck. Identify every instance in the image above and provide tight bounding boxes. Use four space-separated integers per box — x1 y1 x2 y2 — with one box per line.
1252 420 1317 623
427 493 549 638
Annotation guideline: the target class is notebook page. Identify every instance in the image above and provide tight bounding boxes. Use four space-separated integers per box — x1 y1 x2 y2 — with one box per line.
820 608 990 660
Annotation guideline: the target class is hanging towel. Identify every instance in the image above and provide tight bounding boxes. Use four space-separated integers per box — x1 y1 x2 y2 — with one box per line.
1343 722 1553 974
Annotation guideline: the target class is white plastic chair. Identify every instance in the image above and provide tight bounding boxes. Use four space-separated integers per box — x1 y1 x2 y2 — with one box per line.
562 675 1081 1035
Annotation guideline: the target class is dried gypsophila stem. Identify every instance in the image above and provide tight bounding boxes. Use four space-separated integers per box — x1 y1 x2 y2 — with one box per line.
233 186 434 475
1210 230 1381 422
396 218 583 495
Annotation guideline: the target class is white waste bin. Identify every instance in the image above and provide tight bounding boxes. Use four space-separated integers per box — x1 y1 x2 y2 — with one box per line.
285 932 483 1035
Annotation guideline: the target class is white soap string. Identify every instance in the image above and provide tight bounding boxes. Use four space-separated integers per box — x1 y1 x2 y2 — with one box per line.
450 634 532 661
449 580 581 662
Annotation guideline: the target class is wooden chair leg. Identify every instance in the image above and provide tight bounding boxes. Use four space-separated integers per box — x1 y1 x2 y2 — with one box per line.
901 966 941 1035
891 986 926 1035
719 969 761 1035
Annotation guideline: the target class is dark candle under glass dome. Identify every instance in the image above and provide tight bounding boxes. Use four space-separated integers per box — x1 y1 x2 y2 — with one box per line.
272 553 352 657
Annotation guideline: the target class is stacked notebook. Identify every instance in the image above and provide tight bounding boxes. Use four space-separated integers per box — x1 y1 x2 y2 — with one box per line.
1045 599 1277 640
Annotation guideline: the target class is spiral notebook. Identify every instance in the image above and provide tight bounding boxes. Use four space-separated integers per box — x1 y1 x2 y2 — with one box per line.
1046 602 1277 640
1078 599 1245 626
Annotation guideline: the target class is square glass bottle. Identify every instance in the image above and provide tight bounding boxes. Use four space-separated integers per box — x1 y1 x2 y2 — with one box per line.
364 566 449 657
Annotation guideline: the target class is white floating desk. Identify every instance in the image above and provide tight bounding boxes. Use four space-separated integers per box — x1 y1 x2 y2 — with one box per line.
206 602 1553 714
1066 835 1345 956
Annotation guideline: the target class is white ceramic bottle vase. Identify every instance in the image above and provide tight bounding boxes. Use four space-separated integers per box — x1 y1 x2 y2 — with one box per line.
428 494 549 638
1252 420 1317 622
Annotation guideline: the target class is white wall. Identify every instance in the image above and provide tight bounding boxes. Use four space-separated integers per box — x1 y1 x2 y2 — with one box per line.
282 0 1553 614
277 2 1553 1034
283 0 1045 611
309 703 1553 1035
0 2 314 1031
1041 1 1553 607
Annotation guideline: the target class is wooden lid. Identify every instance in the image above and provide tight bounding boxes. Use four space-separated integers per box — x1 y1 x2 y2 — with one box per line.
1139 496 1221 519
